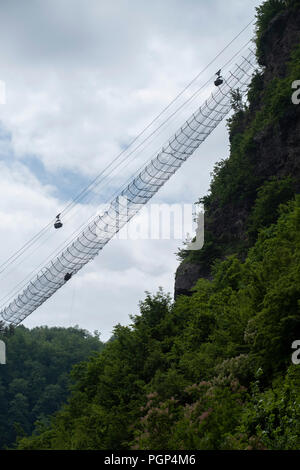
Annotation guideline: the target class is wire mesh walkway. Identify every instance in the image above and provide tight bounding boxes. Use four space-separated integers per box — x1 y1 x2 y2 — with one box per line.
0 48 256 326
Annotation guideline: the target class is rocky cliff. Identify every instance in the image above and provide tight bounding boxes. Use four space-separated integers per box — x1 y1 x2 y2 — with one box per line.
175 4 300 297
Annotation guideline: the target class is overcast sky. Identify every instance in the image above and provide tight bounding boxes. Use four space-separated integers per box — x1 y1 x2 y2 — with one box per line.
0 0 259 341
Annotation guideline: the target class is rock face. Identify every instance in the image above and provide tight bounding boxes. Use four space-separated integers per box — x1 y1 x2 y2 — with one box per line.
175 262 211 298
260 8 300 80
174 7 300 298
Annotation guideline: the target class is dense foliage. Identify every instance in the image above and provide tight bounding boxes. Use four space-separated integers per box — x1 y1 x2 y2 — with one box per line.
0 325 104 448
17 199 300 450
177 7 300 266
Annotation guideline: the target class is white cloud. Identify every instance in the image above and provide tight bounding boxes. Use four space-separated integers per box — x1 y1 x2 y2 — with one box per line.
0 0 258 340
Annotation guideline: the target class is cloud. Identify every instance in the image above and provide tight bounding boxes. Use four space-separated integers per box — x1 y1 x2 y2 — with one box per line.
0 0 258 340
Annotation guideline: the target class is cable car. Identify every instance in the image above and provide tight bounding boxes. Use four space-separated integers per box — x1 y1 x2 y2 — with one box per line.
214 69 223 87
64 272 72 282
54 214 63 229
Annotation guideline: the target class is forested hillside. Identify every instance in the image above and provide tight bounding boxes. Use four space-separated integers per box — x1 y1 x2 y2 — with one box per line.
16 0 300 450
0 325 104 449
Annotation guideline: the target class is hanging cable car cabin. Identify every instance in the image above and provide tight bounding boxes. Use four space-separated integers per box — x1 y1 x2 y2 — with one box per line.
214 69 223 87
54 214 63 229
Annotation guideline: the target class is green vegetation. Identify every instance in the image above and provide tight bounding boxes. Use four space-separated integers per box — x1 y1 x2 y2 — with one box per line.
16 199 300 450
177 16 300 267
0 325 104 449
247 176 295 241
